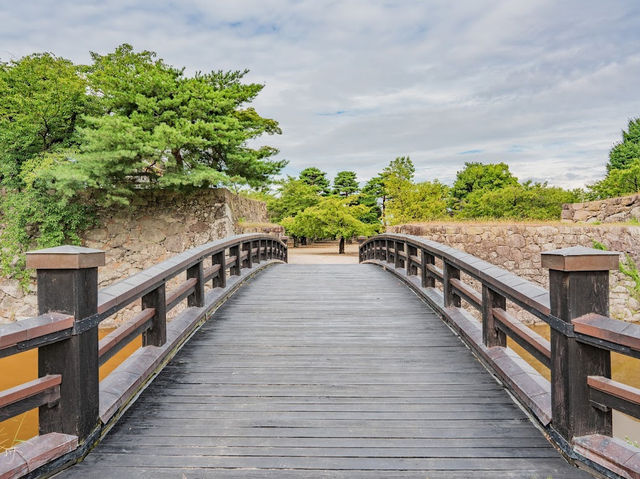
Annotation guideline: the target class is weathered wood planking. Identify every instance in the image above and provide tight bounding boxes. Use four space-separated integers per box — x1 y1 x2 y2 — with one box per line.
57 264 589 478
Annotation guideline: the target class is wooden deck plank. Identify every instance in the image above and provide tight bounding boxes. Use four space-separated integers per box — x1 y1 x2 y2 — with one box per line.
57 264 589 478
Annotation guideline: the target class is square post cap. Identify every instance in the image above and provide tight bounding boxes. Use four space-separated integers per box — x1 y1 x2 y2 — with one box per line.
26 245 105 270
541 246 619 272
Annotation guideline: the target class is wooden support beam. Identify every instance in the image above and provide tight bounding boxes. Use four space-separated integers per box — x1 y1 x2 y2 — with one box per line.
543 246 618 441
27 245 103 442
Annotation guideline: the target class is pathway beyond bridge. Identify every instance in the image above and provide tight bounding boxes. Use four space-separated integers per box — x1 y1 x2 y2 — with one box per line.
57 264 587 478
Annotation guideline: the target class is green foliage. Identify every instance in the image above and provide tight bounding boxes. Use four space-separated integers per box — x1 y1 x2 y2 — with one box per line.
333 170 359 197
608 118 640 171
47 44 284 205
619 253 640 300
590 241 640 301
588 158 640 199
0 45 282 284
592 240 608 251
267 178 321 222
0 53 89 187
299 167 330 195
280 197 377 243
449 162 518 211
386 179 448 225
383 156 415 182
0 156 95 287
358 175 386 223
458 182 579 220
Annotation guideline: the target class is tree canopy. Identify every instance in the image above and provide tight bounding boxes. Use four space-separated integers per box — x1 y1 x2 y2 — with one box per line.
299 167 330 195
332 170 359 197
267 177 320 222
0 45 283 285
607 118 640 171
449 162 518 211
280 197 376 252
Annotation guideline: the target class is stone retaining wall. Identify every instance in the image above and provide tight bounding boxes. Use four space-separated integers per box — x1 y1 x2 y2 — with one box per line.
562 194 640 223
0 188 269 324
389 222 640 323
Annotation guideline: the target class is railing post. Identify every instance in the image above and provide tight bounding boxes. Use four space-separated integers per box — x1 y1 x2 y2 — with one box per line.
407 243 418 276
26 246 104 441
213 251 226 288
394 241 401 269
421 250 435 288
142 284 167 346
229 245 240 275
242 242 252 269
482 285 507 348
443 260 461 308
542 246 619 442
385 239 391 263
187 260 205 307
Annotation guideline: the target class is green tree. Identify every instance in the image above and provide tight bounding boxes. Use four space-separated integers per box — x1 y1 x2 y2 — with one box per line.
376 156 416 224
383 156 415 182
588 159 640 199
449 162 518 211
50 44 285 205
281 197 376 253
0 53 90 187
607 118 640 171
359 174 386 223
267 177 321 222
299 167 331 195
333 170 359 197
459 182 579 219
386 179 449 225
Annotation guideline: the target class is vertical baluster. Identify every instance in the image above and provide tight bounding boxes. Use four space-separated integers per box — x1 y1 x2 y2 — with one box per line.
142 284 167 346
187 260 205 307
243 242 252 269
482 285 506 347
407 243 418 276
394 241 400 269
213 251 226 288
443 260 461 308
421 250 435 288
229 244 241 276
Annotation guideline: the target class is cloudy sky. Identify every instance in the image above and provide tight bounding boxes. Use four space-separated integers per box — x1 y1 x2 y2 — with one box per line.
2 1 639 188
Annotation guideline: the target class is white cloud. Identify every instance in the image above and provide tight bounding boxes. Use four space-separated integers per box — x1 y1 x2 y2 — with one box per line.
1 0 639 189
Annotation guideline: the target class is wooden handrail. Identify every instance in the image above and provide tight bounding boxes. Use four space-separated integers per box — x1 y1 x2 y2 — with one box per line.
0 375 62 422
97 233 286 318
364 233 550 320
165 277 198 310
0 375 61 409
574 313 640 355
98 308 155 365
0 313 74 357
359 233 637 478
493 307 551 367
0 233 286 473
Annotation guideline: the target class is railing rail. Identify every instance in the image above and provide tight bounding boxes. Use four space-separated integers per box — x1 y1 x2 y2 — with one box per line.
360 233 640 479
0 233 286 478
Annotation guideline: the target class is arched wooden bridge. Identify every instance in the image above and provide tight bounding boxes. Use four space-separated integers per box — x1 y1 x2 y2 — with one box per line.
1 234 639 478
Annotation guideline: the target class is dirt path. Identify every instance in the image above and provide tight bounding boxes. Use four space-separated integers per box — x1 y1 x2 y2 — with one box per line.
286 241 359 264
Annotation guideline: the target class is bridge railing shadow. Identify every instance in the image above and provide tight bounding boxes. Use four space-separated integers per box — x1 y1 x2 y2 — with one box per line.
361 233 640 479
0 233 286 478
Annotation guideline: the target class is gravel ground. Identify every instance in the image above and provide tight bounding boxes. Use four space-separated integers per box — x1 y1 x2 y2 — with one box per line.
286 241 359 264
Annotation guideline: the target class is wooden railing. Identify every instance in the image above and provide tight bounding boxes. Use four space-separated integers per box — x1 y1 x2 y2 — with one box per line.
0 233 286 478
360 233 640 479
